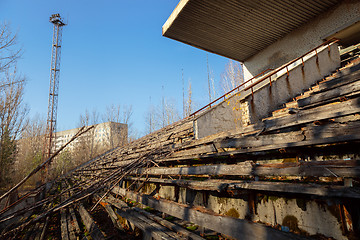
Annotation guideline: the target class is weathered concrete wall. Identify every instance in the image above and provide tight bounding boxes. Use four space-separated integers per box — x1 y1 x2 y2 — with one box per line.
247 43 340 123
243 0 360 80
195 92 245 139
133 181 349 239
195 42 340 139
208 195 347 240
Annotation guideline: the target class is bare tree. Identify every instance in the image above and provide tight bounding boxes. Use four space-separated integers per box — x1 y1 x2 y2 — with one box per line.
210 69 216 101
144 98 180 135
103 104 133 125
220 60 244 93
160 98 180 127
0 22 28 189
207 54 216 102
0 68 29 188
72 109 100 165
144 102 158 135
15 115 45 187
102 104 133 148
53 150 72 177
0 22 22 72
182 69 185 118
184 79 193 117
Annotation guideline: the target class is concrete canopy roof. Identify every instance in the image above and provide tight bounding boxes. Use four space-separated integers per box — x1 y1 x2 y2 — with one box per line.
163 0 341 62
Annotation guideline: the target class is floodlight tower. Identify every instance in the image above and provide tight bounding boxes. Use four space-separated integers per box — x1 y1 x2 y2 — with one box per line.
43 14 66 178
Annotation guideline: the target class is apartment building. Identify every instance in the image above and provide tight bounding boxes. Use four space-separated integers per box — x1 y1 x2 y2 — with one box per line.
55 121 128 151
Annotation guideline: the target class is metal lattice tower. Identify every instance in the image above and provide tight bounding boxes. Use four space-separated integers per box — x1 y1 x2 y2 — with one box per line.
43 14 65 173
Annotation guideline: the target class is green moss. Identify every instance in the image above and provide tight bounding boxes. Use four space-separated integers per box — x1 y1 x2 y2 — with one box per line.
225 208 240 218
268 196 280 201
143 206 156 213
164 216 175 221
186 225 198 231
260 194 280 202
259 194 267 202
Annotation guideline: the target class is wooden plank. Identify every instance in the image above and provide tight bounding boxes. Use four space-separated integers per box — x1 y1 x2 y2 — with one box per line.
167 98 360 161
66 208 77 240
93 194 124 232
215 130 305 149
135 207 205 240
171 144 216 158
314 64 360 93
105 197 178 240
29 222 41 240
305 121 360 139
161 120 360 163
226 181 360 198
299 90 360 110
124 177 360 198
60 208 69 240
115 208 177 240
111 186 306 240
25 222 37 240
33 220 45 240
105 195 196 239
125 177 228 192
68 207 81 240
219 120 360 149
61 189 70 240
260 97 360 133
78 204 105 240
298 79 360 108
130 210 182 240
136 160 360 178
102 203 124 231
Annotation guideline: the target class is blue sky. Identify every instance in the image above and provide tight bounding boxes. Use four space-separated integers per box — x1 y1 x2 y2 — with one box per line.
0 0 230 136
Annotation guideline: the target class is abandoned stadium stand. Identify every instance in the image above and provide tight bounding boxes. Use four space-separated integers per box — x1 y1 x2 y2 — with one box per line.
1 1 360 239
